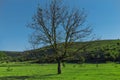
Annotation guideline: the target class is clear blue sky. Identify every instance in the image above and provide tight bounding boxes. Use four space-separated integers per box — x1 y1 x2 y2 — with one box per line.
0 0 120 51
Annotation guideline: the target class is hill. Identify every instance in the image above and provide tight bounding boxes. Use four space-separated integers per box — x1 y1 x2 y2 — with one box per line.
1 39 120 63
21 39 120 63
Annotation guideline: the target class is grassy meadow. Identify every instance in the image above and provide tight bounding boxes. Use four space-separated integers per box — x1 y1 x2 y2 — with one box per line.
0 63 120 80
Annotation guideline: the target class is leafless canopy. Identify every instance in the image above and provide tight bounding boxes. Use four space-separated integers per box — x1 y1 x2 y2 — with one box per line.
28 0 92 74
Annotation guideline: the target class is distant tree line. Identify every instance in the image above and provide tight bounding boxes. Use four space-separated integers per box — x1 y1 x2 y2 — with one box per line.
1 42 120 64
11 42 120 64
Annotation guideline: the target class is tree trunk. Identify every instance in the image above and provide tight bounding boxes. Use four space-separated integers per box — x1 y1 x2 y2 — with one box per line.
57 59 61 74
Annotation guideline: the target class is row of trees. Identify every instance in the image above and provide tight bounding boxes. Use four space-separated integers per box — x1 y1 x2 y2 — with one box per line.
20 43 120 63
0 51 12 63
1 43 120 63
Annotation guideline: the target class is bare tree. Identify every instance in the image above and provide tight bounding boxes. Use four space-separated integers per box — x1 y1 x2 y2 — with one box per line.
28 0 92 74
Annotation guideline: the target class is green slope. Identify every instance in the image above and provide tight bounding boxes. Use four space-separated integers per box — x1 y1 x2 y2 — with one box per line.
21 39 120 63
1 39 120 62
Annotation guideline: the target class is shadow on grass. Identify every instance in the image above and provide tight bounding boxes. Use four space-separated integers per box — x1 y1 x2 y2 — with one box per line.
0 74 58 80
0 76 32 80
34 74 59 79
41 74 57 77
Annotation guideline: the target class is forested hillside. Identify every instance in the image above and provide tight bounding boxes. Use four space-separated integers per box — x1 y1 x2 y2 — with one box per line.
22 39 120 63
1 39 120 63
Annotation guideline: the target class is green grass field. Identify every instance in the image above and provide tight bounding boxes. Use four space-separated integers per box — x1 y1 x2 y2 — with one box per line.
0 63 120 80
